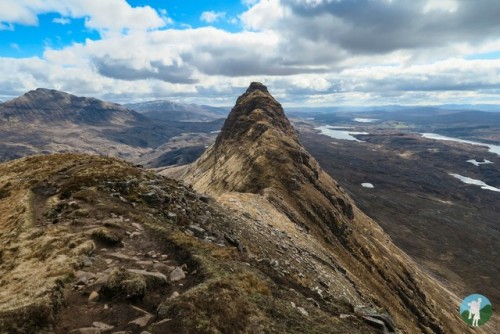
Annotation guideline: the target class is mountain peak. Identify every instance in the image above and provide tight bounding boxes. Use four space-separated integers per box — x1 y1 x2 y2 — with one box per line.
245 82 269 94
0 88 140 125
165 84 468 333
217 83 296 148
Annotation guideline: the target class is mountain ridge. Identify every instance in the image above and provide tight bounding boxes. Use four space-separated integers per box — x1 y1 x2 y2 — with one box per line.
0 88 220 168
0 88 144 125
164 82 481 333
125 100 228 122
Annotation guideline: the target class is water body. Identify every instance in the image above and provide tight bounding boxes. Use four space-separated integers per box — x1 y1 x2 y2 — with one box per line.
421 133 500 156
354 118 378 123
361 183 374 188
315 125 368 142
449 173 500 192
466 159 493 166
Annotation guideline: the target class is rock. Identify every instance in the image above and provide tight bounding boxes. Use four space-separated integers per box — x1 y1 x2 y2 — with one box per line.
362 316 392 333
92 322 114 331
129 231 142 239
135 260 154 268
297 307 309 317
166 211 177 223
141 191 162 204
104 259 113 265
82 256 93 267
69 328 101 334
150 318 172 329
88 291 99 302
199 195 210 203
127 269 167 285
100 267 146 300
75 271 97 285
129 314 154 328
91 228 122 245
340 314 354 319
187 224 205 238
169 291 180 299
94 272 110 284
153 262 174 272
169 267 185 282
108 252 140 261
146 250 157 258
159 254 169 261
130 305 152 315
131 222 143 231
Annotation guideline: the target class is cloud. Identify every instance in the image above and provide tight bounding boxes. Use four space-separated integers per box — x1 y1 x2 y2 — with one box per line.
52 17 71 25
0 0 168 33
200 11 226 24
92 56 197 84
1 0 500 106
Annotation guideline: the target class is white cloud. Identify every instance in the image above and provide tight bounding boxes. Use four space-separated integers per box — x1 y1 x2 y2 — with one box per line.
1 0 500 106
0 0 168 33
200 11 226 24
52 17 71 25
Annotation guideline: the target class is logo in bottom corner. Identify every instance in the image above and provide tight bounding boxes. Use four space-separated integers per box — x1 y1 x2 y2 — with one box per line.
460 294 492 327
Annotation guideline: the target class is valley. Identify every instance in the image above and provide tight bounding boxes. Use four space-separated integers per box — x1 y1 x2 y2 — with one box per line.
293 113 500 308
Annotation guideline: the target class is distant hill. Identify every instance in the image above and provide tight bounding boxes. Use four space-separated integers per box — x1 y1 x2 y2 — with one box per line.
0 89 219 166
126 100 229 122
1 88 145 124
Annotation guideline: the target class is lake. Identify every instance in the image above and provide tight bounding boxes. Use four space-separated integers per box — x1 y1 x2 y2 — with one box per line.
315 125 368 142
421 133 500 156
449 173 500 192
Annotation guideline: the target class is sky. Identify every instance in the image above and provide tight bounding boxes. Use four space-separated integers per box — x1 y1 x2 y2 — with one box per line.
1 0 500 106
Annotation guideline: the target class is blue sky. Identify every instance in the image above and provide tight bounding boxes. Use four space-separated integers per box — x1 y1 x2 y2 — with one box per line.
1 0 500 106
1 1 246 58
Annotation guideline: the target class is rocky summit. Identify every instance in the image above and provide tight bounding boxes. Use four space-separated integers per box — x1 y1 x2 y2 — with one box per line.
0 83 490 333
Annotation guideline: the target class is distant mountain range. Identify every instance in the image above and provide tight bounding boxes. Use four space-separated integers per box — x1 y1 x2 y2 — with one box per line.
0 88 221 166
287 104 500 114
125 100 229 122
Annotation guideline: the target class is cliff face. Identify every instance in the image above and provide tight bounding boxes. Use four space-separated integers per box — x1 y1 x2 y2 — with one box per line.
170 83 477 333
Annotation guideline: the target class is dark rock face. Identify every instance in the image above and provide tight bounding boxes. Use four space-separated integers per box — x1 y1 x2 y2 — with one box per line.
217 82 295 147
245 82 270 94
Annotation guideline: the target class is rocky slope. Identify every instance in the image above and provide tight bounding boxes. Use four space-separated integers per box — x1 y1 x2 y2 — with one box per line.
1 154 390 334
164 82 485 333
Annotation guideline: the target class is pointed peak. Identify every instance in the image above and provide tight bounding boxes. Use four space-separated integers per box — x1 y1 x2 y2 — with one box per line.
215 82 295 146
245 82 269 94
